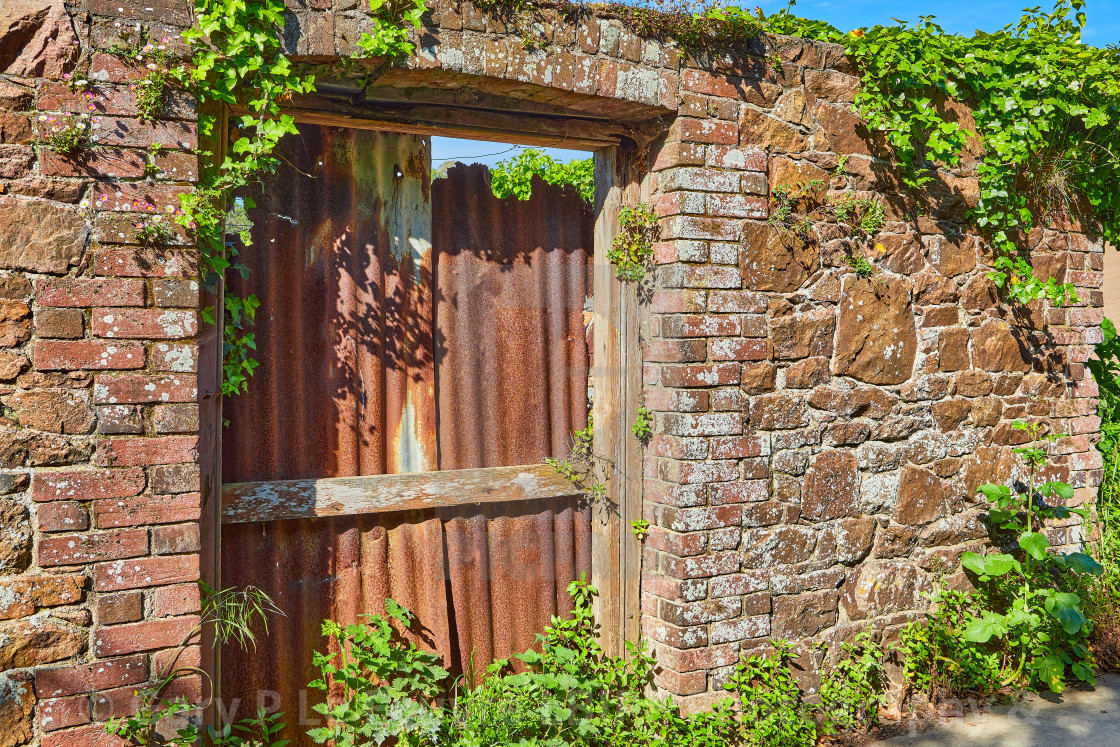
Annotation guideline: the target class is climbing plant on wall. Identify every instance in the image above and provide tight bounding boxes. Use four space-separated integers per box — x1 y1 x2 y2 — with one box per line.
766 0 1120 307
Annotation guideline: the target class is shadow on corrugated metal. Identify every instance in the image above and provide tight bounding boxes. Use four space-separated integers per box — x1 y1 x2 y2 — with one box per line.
220 126 594 743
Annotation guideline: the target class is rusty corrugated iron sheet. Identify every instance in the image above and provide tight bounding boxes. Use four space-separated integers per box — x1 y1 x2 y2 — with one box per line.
432 163 594 469
222 125 436 483
220 130 593 745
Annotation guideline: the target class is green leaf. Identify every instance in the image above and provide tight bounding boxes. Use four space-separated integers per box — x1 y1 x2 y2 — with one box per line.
1045 592 1087 634
963 612 1009 643
1064 552 1104 576
1018 531 1050 560
1035 653 1066 692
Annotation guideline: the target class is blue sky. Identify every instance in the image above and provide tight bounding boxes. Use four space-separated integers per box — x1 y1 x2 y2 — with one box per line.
432 0 1120 168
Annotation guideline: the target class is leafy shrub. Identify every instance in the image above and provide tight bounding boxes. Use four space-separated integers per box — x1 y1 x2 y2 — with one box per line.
304 581 886 746
819 630 885 734
308 599 447 747
489 149 595 203
896 589 1003 701
724 639 816 747
899 421 1104 699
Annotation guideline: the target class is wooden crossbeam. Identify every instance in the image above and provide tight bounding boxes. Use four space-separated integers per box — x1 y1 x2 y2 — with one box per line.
221 463 582 524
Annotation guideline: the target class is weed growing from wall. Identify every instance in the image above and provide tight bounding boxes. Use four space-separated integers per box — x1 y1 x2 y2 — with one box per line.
608 204 659 281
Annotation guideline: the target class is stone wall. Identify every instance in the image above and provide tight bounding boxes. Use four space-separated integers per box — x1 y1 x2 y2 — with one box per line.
0 0 1105 743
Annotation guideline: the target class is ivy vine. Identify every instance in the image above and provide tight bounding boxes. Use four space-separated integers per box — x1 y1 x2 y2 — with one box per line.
767 0 1119 306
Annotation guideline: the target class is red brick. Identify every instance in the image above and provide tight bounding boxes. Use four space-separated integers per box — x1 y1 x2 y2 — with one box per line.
40 695 91 731
35 278 145 308
708 290 767 313
651 289 707 313
150 342 197 372
710 571 769 597
661 314 741 338
35 655 148 698
660 262 742 288
33 468 145 502
90 685 142 721
676 117 738 144
37 500 89 532
34 340 145 370
681 69 738 97
39 148 146 178
661 412 742 436
94 615 200 656
658 459 740 484
38 528 148 567
94 374 197 404
92 308 197 339
148 583 202 618
97 591 142 625
710 436 767 459
95 247 198 278
644 388 709 412
710 480 769 504
644 339 707 363
657 505 742 533
151 523 200 554
94 554 200 591
39 81 131 115
87 54 148 82
655 641 740 671
90 118 197 150
152 643 200 675
42 723 127 747
660 363 741 387
661 551 741 580
94 493 201 528
646 526 708 556
647 434 708 460
709 339 767 360
96 436 198 467
707 145 767 171
654 668 707 695
708 193 768 218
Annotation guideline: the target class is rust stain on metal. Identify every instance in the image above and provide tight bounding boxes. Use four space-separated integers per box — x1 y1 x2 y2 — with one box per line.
220 134 594 747
432 163 594 470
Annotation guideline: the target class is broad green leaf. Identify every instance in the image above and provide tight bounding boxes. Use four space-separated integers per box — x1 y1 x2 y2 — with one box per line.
963 612 1009 643
1064 552 1104 576
1018 531 1050 560
1045 592 1087 634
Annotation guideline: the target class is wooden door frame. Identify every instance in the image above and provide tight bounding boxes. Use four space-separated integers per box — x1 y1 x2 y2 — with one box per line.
591 147 644 656
204 108 647 681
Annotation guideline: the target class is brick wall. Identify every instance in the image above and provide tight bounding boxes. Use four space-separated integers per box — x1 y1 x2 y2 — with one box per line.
0 0 1105 743
0 1 203 745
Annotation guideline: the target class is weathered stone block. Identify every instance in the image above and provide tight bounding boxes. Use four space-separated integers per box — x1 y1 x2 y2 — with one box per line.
833 276 918 385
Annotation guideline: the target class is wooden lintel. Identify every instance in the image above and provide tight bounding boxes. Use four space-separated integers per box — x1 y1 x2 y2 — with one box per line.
221 464 582 524
271 96 624 150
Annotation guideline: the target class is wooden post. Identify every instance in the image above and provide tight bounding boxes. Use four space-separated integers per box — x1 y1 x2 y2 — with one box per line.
591 148 643 655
